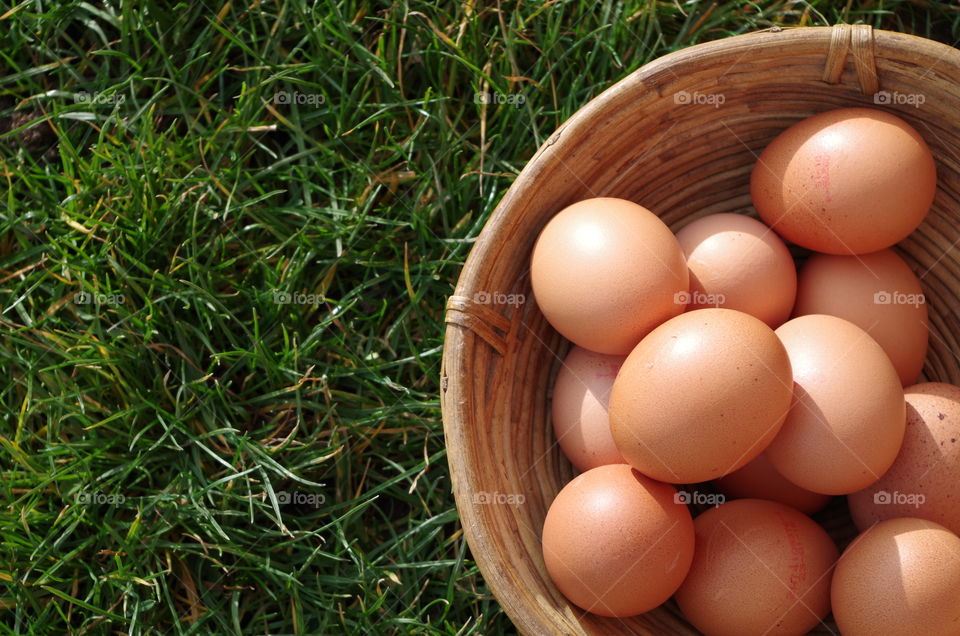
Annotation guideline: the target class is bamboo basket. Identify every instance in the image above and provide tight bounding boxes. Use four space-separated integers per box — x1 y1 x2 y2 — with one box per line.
440 24 960 635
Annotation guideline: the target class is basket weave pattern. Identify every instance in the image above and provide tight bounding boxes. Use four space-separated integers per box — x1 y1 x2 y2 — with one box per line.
441 24 960 635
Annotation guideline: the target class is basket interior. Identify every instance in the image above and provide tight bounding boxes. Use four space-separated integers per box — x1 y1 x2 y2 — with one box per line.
442 26 960 635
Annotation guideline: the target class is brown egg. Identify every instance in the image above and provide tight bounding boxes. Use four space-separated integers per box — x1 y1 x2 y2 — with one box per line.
530 198 688 354
751 107 936 255
848 382 960 535
675 499 838 636
766 315 905 494
676 213 797 327
793 250 928 385
713 452 832 515
609 308 793 484
541 464 695 617
832 517 960 636
551 346 627 472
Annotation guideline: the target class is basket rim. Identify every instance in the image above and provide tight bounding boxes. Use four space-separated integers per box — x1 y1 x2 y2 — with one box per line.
440 23 960 635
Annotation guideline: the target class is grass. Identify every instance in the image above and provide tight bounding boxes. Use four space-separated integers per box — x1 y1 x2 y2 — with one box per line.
1 1 958 634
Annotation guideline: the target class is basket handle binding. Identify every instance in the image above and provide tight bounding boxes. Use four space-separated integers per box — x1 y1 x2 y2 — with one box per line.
823 23 878 95
445 295 510 355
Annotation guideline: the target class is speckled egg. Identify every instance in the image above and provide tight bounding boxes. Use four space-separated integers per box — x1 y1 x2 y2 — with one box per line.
849 382 960 535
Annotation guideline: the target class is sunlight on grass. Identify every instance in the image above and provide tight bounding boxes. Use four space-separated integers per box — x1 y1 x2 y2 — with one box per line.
1 1 958 633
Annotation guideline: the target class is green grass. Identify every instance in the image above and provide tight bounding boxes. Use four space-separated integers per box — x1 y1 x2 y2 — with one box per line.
1 1 958 634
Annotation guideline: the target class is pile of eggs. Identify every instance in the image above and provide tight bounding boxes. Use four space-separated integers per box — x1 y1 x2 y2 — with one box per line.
532 107 960 635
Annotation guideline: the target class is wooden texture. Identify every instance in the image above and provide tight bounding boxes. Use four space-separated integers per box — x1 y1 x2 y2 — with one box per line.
440 24 960 635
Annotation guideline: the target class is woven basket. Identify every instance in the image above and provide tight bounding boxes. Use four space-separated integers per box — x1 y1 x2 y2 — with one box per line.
441 24 960 635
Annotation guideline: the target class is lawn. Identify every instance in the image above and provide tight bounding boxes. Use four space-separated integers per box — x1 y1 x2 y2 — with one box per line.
1 1 958 634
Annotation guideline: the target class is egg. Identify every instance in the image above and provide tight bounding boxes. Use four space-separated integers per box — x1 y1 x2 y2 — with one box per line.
848 382 960 535
674 499 838 636
751 107 936 255
712 452 832 515
832 517 960 636
675 213 797 327
550 346 627 472
609 308 793 484
541 464 695 617
766 314 905 494
530 197 688 354
793 249 928 385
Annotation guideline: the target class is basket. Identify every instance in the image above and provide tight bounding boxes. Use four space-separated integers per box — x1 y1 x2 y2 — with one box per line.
440 24 960 635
